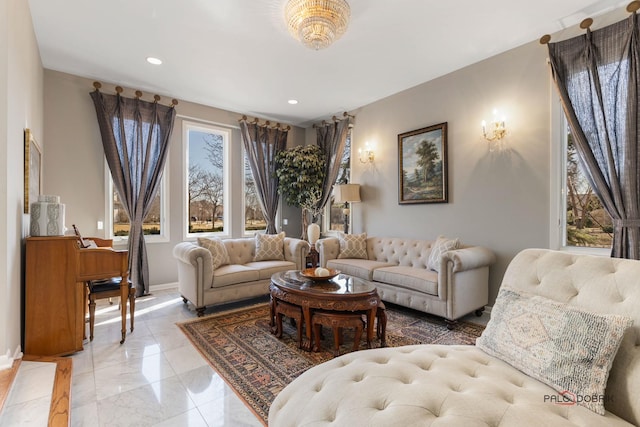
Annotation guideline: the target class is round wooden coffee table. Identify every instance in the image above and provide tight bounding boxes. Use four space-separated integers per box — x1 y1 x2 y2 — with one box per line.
270 270 382 352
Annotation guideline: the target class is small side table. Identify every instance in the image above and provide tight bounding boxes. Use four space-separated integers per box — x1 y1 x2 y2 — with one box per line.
306 247 319 268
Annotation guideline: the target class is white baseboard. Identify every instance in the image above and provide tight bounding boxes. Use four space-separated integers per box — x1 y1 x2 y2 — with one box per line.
0 346 22 371
149 282 178 292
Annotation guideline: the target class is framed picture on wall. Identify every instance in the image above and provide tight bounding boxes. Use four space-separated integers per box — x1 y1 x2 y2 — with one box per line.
398 122 448 204
24 128 42 214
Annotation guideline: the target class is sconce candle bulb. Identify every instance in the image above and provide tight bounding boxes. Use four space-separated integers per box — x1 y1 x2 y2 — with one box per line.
482 117 507 142
358 143 375 164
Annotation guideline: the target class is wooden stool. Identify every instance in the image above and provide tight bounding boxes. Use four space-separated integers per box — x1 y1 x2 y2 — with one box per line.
312 311 364 357
357 302 387 347
274 301 304 348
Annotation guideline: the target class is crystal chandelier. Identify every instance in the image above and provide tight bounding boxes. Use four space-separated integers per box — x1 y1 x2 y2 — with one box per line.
284 0 351 50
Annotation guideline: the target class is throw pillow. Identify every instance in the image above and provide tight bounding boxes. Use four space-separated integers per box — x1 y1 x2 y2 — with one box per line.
254 232 285 261
197 237 230 270
337 232 368 259
476 286 633 415
427 236 460 271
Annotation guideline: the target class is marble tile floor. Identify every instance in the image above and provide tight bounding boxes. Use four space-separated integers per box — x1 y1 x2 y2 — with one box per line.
2 288 264 427
1 287 491 427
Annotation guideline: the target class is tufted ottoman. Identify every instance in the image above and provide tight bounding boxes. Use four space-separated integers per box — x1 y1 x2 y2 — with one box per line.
269 249 640 427
269 345 631 426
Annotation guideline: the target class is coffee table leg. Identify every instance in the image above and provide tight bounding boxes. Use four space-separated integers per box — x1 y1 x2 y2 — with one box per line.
269 295 276 334
302 306 313 351
366 308 376 348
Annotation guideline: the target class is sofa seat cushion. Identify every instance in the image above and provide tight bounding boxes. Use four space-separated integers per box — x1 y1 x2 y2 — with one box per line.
211 264 260 288
269 345 633 427
327 259 394 281
372 266 438 296
244 261 297 280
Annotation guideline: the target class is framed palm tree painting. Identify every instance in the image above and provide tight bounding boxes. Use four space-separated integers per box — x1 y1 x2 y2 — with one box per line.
398 122 448 204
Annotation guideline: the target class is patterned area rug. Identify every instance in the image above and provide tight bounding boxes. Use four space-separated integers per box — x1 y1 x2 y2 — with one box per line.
177 302 484 425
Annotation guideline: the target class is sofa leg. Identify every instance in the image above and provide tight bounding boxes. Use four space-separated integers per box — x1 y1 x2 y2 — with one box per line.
445 319 457 330
181 296 188 304
475 307 485 317
196 307 206 317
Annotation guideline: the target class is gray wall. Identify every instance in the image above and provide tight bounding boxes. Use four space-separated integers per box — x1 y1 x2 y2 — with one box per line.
43 40 551 303
345 40 551 304
0 0 44 357
43 70 305 286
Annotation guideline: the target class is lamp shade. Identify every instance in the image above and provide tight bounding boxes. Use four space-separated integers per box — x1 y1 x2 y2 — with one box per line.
333 184 361 203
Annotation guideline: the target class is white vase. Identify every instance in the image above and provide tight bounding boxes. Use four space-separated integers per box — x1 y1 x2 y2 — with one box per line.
30 195 65 236
307 223 320 245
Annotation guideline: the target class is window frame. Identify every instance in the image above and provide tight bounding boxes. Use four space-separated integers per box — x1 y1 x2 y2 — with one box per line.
323 127 353 235
104 159 170 244
550 93 610 256
182 120 231 240
242 146 275 237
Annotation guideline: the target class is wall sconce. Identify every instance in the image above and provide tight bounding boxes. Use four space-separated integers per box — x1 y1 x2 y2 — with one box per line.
481 112 507 142
358 143 374 164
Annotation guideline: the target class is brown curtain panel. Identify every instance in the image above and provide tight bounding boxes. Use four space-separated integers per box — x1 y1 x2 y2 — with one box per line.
547 13 640 259
239 121 288 234
90 90 176 295
316 118 351 212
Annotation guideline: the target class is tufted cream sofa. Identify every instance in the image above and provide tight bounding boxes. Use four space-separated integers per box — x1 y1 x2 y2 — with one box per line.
173 236 309 316
316 236 496 326
269 249 640 426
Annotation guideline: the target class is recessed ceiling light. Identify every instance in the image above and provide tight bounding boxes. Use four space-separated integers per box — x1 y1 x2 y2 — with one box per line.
288 99 298 105
146 57 162 65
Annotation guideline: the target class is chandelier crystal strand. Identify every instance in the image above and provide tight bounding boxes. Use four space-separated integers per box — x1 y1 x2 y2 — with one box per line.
285 0 351 50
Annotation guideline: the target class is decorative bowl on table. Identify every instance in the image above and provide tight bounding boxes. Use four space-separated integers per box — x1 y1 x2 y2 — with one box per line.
300 268 340 282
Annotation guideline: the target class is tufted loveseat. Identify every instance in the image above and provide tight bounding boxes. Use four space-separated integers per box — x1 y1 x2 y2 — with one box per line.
173 235 309 316
269 249 640 426
316 235 496 326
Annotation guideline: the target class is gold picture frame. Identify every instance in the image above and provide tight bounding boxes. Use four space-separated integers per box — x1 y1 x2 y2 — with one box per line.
24 128 42 214
398 122 448 204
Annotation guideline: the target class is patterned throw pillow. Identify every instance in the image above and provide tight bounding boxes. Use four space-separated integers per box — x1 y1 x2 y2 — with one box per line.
476 286 633 415
427 236 460 271
254 232 285 261
197 237 230 270
337 232 368 259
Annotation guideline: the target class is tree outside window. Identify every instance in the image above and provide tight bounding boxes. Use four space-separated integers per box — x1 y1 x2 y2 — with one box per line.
244 154 266 233
185 123 229 235
564 129 612 248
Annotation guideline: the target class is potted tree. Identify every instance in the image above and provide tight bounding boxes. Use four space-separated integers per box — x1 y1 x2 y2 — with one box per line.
275 144 326 239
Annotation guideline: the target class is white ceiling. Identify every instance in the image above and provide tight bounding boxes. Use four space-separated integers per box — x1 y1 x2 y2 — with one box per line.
28 0 629 127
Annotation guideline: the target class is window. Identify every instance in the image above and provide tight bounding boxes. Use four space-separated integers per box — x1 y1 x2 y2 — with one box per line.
243 152 266 235
561 123 612 249
326 129 352 232
553 104 612 251
184 121 230 237
107 171 168 241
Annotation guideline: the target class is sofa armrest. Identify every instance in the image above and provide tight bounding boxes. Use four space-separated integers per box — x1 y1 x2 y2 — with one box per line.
316 237 340 267
445 246 496 273
173 242 214 307
173 241 212 268
284 237 311 270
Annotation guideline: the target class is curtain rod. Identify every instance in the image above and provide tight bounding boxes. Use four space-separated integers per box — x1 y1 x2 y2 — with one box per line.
92 81 178 107
238 115 291 130
540 0 640 45
312 111 355 128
